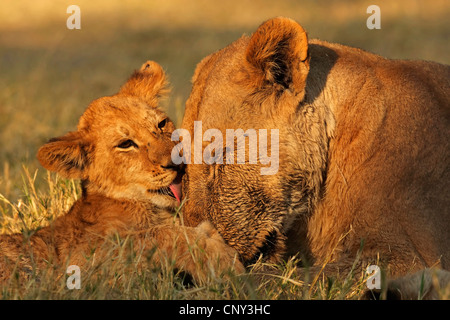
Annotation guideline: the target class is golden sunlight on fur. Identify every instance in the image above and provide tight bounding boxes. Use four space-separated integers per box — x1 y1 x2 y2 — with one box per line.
0 61 243 284
181 17 449 299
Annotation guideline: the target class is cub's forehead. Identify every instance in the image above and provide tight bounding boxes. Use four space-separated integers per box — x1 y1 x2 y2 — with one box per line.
78 96 164 131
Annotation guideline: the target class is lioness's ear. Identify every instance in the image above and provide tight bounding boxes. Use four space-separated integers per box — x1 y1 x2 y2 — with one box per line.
118 60 169 107
246 17 309 94
37 131 91 179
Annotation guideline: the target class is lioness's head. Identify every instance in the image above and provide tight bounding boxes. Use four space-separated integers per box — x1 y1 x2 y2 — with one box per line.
38 61 182 208
180 17 313 262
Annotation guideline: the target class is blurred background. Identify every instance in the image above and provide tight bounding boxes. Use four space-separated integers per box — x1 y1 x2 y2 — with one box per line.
0 0 449 200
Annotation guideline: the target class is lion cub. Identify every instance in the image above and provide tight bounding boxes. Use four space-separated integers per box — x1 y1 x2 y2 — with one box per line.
0 61 242 283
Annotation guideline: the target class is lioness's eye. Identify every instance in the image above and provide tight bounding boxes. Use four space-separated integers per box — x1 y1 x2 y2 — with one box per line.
117 139 138 149
158 118 167 129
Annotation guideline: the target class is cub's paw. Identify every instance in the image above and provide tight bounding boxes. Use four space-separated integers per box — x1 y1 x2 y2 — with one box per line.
187 221 245 281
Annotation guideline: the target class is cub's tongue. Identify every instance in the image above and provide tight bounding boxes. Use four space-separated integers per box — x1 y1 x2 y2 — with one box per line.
169 174 182 204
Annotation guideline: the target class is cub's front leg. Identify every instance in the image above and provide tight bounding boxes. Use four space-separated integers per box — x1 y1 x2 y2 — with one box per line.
0 233 50 283
147 221 244 283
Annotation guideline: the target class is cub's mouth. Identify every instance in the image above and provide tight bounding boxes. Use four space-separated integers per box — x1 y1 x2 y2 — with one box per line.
168 173 182 203
157 173 182 204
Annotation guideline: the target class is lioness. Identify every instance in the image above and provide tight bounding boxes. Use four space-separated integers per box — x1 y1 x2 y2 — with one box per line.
0 61 242 284
180 17 449 297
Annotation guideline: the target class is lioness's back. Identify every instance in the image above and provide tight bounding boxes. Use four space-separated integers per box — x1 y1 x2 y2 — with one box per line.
307 39 450 270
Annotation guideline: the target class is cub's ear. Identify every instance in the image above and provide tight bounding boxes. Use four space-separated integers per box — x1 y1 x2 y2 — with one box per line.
37 131 92 179
118 60 169 107
246 17 309 94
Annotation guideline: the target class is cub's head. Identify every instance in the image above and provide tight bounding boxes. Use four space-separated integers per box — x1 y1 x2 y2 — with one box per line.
38 61 182 208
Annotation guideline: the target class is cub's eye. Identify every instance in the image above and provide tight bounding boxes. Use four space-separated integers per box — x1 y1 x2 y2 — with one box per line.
158 118 167 130
116 139 138 149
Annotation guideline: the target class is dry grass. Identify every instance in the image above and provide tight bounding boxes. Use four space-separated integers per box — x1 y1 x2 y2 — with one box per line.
0 168 370 300
1 167 449 300
0 0 449 300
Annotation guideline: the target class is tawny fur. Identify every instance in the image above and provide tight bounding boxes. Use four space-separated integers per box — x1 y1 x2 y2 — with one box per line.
0 61 243 284
180 17 449 297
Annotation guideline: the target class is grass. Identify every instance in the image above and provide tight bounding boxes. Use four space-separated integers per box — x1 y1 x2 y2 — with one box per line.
0 167 374 300
2 168 449 300
0 0 449 300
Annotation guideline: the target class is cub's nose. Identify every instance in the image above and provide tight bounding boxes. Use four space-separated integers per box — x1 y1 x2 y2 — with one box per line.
161 160 185 173
161 162 177 170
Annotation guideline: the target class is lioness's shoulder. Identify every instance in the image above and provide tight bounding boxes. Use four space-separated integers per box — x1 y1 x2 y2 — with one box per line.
309 38 449 77
308 38 449 108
